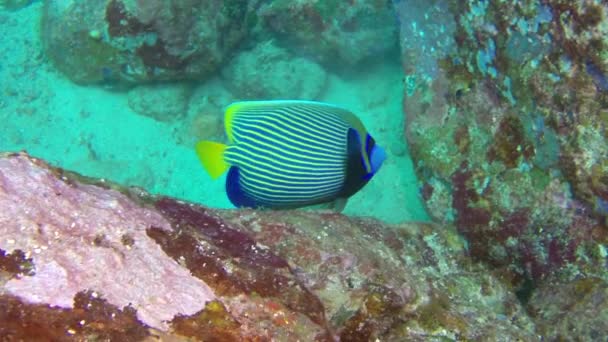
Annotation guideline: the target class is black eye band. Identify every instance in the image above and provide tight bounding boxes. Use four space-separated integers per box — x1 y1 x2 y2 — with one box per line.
365 134 375 157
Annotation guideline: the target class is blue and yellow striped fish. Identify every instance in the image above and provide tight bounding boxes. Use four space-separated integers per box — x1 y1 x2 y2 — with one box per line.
195 100 386 211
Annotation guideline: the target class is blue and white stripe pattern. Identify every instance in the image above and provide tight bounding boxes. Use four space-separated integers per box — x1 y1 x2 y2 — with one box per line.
224 101 352 208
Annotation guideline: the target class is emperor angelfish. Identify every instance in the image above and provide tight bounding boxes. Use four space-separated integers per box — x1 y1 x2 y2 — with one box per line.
195 100 386 211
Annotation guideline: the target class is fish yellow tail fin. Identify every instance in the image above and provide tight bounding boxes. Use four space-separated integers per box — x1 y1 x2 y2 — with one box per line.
195 141 229 179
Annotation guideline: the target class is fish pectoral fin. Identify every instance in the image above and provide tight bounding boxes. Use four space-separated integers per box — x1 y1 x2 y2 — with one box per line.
330 197 348 213
306 198 348 213
195 141 229 179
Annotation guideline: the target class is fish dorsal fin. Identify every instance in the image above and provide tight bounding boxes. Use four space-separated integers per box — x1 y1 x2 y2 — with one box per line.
224 102 241 143
224 100 368 141
333 108 367 137
225 101 287 142
330 197 348 213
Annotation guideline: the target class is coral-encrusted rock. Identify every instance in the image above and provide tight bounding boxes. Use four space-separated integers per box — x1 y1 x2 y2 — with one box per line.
0 152 537 340
528 276 608 340
41 0 249 85
222 40 327 100
399 0 608 293
259 0 398 66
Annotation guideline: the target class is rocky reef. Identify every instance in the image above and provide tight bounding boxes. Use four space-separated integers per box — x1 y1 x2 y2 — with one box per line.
5 0 607 339
41 0 251 84
39 0 398 85
0 152 536 340
398 2 608 326
258 0 398 67
0 0 32 11
221 40 327 100
40 0 399 86
528 274 608 340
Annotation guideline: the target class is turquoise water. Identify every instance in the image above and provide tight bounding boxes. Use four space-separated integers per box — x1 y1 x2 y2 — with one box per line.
0 2 428 223
2 1 608 338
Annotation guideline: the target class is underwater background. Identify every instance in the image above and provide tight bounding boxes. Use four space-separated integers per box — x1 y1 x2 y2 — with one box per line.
1 0 608 340
0 0 428 224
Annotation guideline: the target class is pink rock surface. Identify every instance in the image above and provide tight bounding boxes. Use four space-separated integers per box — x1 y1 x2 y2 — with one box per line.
0 152 539 340
0 153 215 330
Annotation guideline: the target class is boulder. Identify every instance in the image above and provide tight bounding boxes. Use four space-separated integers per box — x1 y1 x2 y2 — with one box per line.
222 40 327 100
259 0 398 67
398 0 608 293
174 79 233 147
41 0 250 85
0 152 536 340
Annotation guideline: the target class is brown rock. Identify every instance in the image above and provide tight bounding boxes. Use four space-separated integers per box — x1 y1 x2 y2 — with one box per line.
0 152 537 340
